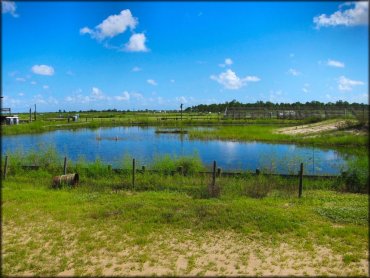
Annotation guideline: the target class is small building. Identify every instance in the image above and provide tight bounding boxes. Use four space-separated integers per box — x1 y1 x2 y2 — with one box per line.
5 116 19 125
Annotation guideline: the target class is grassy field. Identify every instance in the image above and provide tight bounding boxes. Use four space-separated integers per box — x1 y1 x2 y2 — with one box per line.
2 172 368 276
2 113 368 276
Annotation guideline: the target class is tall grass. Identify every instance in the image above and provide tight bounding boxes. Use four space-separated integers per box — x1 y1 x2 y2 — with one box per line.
340 155 369 193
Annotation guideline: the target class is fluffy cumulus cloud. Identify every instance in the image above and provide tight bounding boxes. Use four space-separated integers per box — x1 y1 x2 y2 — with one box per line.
80 10 137 41
2 1 18 17
288 68 300 76
124 33 148 52
91 87 108 100
147 79 157 86
314 2 368 28
327 59 345 68
338 76 364 91
31 65 55 76
210 69 260 90
80 9 148 52
114 91 130 101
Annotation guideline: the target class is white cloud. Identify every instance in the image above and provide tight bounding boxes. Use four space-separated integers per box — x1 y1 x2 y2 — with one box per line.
43 85 49 89
268 90 284 103
210 69 260 90
225 58 233 65
80 10 138 41
314 2 368 28
65 87 111 104
91 87 108 100
16 77 26 82
131 92 143 100
219 58 233 68
114 91 130 101
33 94 58 105
31 65 55 76
18 92 24 96
288 68 300 76
132 66 142 72
30 81 37 85
176 96 188 103
2 1 18 17
338 76 364 91
327 59 345 68
124 33 148 52
244 76 261 82
79 27 93 35
302 83 310 93
147 79 157 86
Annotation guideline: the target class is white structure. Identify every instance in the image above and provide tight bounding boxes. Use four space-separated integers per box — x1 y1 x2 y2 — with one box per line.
5 116 19 125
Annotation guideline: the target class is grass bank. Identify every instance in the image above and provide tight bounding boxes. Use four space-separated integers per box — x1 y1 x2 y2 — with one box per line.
188 120 368 148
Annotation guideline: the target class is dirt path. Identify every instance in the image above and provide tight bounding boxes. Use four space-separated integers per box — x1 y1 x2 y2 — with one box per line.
275 120 354 135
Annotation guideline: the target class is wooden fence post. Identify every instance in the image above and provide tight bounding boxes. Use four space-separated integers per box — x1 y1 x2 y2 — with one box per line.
256 168 260 175
3 155 8 180
209 160 217 197
142 165 146 173
217 167 222 177
132 158 136 189
298 163 303 198
63 156 67 175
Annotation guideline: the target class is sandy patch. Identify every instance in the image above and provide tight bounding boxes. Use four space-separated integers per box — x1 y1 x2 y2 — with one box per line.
275 120 355 135
3 220 368 277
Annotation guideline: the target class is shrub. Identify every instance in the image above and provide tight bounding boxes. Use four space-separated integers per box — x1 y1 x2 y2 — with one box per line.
341 156 369 193
245 175 272 198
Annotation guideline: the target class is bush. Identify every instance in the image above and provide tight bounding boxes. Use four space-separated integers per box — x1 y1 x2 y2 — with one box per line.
245 175 272 198
341 156 369 193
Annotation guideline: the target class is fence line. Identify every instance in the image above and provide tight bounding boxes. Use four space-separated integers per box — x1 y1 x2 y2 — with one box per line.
3 155 345 197
13 163 339 179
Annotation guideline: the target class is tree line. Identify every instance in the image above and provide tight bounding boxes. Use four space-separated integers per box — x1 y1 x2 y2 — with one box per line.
184 100 369 113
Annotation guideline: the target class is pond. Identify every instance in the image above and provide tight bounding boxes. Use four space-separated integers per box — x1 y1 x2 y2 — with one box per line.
2 126 349 175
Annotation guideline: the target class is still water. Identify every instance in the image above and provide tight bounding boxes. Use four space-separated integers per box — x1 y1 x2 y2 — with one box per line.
2 126 348 174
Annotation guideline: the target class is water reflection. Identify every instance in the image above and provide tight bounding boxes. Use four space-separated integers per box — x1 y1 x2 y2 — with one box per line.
2 126 348 174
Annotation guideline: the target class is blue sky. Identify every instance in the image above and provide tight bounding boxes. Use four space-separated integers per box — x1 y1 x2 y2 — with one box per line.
2 1 368 112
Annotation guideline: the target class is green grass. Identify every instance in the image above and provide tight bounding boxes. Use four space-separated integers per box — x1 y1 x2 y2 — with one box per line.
2 175 368 276
188 122 368 148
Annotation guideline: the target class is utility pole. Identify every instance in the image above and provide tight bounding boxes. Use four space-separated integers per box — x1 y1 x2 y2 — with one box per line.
34 104 37 121
180 103 183 121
